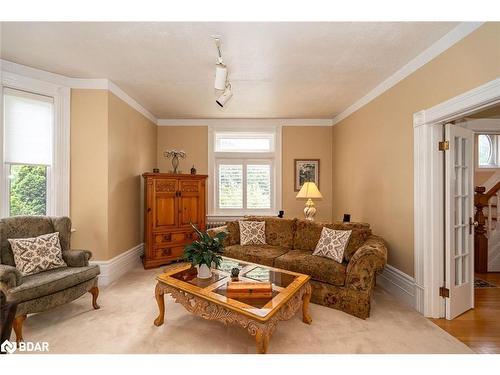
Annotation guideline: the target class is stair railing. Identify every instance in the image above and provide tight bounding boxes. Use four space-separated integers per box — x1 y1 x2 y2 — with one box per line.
474 181 500 272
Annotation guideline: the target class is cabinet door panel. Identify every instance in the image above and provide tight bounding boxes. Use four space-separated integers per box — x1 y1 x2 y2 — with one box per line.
153 178 178 230
180 196 200 226
179 179 203 228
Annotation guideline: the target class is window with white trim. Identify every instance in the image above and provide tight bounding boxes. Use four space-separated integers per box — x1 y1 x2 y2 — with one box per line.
1 73 70 218
210 128 281 216
477 133 500 168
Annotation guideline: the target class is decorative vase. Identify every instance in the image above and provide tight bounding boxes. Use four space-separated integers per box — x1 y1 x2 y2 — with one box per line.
171 156 179 174
196 264 212 279
190 165 197 175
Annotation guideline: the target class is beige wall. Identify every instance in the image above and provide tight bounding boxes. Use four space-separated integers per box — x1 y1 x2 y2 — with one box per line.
70 89 109 260
475 170 497 186
157 126 208 174
282 126 333 221
332 23 500 276
157 125 333 219
107 93 157 259
70 90 157 261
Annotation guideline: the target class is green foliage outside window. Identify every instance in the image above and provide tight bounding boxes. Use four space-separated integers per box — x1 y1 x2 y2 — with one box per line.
9 164 47 216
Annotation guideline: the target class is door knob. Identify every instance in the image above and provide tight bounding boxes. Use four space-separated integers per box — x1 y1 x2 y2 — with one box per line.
469 217 479 234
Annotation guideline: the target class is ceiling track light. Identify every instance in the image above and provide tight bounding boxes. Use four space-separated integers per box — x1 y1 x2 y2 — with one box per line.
212 36 233 107
216 83 233 108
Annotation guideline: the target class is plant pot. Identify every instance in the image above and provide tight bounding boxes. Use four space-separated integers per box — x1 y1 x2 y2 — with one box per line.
196 264 212 279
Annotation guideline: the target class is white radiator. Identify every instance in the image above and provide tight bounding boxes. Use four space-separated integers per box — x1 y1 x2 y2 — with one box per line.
206 216 243 229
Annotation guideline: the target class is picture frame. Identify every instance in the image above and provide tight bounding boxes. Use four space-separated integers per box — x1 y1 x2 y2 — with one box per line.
294 159 320 191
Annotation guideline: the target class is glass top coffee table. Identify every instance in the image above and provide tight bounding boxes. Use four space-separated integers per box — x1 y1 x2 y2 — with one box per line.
153 257 312 354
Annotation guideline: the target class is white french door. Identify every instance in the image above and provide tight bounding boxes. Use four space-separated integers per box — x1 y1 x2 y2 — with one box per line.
444 123 474 320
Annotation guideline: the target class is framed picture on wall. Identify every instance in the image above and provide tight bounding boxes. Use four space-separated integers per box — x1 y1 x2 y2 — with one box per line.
294 159 320 191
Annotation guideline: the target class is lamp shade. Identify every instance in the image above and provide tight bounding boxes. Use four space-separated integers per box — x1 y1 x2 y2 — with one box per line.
296 182 322 199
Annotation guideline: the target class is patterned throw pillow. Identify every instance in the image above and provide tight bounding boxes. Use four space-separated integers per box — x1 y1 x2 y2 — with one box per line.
312 227 352 263
8 232 67 276
239 221 266 246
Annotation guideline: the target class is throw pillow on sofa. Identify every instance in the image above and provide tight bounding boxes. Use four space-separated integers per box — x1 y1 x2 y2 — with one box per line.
8 232 67 276
312 227 352 263
239 221 266 245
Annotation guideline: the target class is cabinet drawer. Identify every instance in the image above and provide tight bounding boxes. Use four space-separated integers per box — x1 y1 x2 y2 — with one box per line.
153 245 184 259
153 231 195 245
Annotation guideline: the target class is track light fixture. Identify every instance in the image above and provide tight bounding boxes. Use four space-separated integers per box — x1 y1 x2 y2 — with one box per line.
216 83 233 108
212 36 233 107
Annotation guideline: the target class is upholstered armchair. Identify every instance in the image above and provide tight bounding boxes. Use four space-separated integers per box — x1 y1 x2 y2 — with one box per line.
0 216 100 343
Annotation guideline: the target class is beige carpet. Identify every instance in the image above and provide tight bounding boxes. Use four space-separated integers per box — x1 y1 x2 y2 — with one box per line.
15 264 472 354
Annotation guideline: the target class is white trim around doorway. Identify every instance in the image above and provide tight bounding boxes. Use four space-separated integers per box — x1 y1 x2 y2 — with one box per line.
413 78 500 318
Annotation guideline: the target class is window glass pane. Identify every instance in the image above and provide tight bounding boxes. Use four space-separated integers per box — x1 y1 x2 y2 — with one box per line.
478 134 492 166
218 164 243 209
4 88 54 165
9 164 47 216
247 164 271 209
215 133 273 152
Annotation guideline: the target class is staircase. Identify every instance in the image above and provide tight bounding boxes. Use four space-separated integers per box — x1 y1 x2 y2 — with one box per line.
475 181 500 272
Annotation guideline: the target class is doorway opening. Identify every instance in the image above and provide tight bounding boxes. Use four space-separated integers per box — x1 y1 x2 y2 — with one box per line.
431 104 500 353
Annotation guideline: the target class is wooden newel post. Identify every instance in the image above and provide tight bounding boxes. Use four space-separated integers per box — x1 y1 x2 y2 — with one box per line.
474 186 488 273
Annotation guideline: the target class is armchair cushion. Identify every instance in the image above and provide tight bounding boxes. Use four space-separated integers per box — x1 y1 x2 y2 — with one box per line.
0 264 23 289
6 264 100 303
62 250 92 267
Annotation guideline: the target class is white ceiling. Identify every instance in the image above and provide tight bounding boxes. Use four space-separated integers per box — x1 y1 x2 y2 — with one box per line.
0 22 458 119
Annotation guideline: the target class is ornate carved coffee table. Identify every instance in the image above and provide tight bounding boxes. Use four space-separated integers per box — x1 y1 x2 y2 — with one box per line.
153 257 312 354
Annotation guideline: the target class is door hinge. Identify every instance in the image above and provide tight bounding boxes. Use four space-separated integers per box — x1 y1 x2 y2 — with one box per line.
438 140 449 151
439 286 450 298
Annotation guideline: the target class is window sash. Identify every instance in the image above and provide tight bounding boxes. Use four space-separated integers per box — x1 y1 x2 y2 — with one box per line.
477 133 500 168
3 87 54 166
215 132 275 153
1 72 70 218
215 158 275 215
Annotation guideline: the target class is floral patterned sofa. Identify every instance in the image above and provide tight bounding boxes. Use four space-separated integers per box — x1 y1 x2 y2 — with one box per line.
209 217 387 319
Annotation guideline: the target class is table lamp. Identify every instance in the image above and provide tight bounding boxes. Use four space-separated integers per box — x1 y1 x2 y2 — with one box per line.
296 181 323 221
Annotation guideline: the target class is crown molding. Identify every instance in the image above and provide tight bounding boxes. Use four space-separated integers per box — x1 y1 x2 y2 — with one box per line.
1 59 157 124
157 118 333 126
413 78 500 128
332 22 484 126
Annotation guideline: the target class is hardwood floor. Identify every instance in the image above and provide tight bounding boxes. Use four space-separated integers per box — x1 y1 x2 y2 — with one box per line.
430 272 500 354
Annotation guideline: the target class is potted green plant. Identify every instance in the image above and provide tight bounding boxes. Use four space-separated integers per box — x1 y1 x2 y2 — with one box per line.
183 223 227 279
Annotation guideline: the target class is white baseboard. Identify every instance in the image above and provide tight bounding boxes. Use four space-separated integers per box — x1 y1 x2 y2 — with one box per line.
376 264 416 309
90 243 144 287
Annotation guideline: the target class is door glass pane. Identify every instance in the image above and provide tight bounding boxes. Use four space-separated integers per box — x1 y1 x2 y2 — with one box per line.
218 164 243 209
247 164 271 209
454 166 460 196
461 138 466 165
461 167 467 196
454 227 460 256
461 226 467 255
462 255 468 284
454 136 460 166
9 164 47 216
454 197 460 225
455 257 461 286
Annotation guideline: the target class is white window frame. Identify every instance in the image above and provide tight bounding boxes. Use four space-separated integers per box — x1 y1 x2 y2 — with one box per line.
476 132 500 169
208 125 282 217
0 71 70 218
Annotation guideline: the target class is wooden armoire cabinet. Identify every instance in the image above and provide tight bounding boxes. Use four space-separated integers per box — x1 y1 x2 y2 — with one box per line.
142 173 208 269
